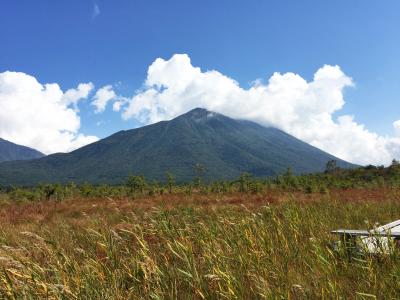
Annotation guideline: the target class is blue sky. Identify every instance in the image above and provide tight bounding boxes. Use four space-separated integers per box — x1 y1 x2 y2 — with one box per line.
0 0 399 164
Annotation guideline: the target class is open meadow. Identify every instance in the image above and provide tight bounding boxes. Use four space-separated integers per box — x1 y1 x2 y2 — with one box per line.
1 182 400 299
2 1 400 298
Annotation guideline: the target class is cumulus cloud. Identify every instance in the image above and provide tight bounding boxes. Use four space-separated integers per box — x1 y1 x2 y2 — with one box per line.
62 82 94 111
112 99 126 112
120 54 399 166
0 71 98 154
92 85 117 113
91 85 127 113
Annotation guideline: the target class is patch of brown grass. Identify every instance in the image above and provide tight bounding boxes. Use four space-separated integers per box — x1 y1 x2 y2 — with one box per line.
1 187 400 298
0 187 395 229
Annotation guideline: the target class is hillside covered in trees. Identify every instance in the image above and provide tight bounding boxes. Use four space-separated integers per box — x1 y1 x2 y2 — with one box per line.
0 108 354 186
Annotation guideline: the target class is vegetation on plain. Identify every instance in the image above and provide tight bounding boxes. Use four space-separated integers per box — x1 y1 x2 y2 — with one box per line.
0 161 399 298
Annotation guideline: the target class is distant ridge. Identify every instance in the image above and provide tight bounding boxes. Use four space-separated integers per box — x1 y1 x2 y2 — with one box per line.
0 108 354 185
0 138 44 163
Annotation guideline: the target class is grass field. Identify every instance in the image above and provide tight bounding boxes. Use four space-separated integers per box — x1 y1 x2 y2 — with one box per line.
1 188 400 299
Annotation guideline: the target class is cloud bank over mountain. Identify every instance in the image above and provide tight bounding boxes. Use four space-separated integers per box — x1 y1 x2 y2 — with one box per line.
1 54 398 165
0 71 98 154
115 54 399 166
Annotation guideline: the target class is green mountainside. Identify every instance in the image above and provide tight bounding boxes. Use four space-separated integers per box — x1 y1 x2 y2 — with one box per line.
0 108 354 186
0 138 44 163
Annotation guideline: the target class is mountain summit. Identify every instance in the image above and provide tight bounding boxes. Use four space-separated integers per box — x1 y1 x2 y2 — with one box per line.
0 108 353 185
0 138 44 163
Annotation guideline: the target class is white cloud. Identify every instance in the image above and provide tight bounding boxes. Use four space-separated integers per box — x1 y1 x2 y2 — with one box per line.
92 85 116 113
92 4 100 19
62 82 94 111
120 53 400 166
0 71 98 154
113 99 125 112
91 84 128 113
394 120 400 137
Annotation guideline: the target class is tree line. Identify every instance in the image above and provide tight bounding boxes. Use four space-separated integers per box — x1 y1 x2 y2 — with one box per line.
1 160 399 202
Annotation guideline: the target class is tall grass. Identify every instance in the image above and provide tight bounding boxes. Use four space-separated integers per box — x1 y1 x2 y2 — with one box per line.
1 190 400 298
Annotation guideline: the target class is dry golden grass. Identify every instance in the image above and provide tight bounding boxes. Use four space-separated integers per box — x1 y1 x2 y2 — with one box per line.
1 188 400 299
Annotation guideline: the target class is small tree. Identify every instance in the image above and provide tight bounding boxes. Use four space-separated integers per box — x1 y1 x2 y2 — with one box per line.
80 182 94 197
325 160 338 174
238 173 252 192
149 180 160 196
42 184 56 200
193 163 206 187
283 168 299 189
126 175 147 194
165 172 175 194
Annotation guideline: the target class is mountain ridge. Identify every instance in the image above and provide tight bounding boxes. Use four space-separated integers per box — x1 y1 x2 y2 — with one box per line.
0 138 44 163
0 108 354 186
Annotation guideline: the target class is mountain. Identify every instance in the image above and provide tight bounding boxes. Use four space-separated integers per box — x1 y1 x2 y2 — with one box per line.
0 108 354 186
0 138 44 163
